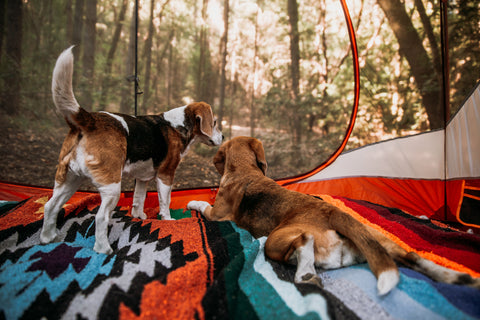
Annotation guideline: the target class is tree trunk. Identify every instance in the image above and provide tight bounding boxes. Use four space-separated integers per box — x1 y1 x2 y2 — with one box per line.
228 49 238 139
2 0 22 115
141 0 170 113
0 0 6 65
196 0 210 101
99 0 128 109
120 7 137 114
82 0 96 110
287 0 301 144
414 0 441 77
72 0 84 82
218 0 229 131
167 38 172 107
156 30 174 109
65 0 73 44
377 0 443 129
141 0 156 114
195 0 216 103
249 3 259 137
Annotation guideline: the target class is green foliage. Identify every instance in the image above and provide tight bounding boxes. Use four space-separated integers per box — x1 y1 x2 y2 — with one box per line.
449 1 480 114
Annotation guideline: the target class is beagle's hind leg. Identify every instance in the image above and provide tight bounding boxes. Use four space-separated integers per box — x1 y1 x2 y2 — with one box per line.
41 172 85 244
265 228 323 287
93 182 121 254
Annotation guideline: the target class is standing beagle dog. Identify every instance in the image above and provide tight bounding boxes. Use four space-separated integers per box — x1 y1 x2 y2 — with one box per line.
188 136 480 295
40 47 223 254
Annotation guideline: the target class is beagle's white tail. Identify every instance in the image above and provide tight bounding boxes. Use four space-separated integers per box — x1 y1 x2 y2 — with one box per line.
52 47 94 130
52 47 80 119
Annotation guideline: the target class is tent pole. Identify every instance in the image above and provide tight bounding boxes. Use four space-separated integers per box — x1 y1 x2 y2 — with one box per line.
440 0 449 221
134 0 139 117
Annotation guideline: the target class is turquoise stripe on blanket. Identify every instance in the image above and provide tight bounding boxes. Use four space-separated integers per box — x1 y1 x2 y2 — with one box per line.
231 223 330 320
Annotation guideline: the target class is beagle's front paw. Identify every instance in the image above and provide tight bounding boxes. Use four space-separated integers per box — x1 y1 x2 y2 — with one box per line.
158 209 174 221
93 241 113 255
131 207 148 220
187 201 210 214
40 227 58 244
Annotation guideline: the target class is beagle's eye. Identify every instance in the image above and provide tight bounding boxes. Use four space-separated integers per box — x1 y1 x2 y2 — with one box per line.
214 120 217 127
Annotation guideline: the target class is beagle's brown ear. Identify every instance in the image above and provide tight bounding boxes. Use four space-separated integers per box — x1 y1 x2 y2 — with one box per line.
249 138 267 176
213 146 226 175
193 103 214 137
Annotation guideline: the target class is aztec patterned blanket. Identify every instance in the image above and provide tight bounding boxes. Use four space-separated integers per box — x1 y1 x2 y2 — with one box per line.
0 193 479 320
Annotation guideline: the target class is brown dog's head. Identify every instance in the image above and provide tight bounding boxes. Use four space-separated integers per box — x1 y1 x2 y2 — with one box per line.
186 102 223 146
213 136 267 176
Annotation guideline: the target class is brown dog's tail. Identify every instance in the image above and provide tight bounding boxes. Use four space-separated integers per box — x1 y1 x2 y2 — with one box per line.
328 208 400 295
52 46 95 131
332 210 480 291
367 227 480 289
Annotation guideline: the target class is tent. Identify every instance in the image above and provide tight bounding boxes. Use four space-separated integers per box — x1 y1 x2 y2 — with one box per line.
283 81 480 227
0 0 479 319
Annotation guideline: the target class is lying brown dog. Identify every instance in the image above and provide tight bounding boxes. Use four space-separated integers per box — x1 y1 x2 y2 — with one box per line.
188 136 480 295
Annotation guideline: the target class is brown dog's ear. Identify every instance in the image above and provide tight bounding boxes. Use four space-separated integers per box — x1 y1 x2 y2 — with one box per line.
213 146 226 175
194 103 214 137
249 139 267 176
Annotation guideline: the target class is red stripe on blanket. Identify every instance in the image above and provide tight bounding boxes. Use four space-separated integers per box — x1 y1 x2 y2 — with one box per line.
354 199 480 252
0 194 101 230
321 195 480 277
336 196 480 273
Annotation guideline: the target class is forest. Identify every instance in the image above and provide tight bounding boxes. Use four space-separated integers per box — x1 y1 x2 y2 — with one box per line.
0 0 479 190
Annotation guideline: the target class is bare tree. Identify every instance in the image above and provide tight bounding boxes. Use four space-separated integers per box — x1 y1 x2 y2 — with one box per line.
287 0 301 144
99 0 128 109
2 0 22 115
195 0 216 103
0 0 5 64
72 0 84 84
155 29 174 108
65 0 73 46
141 0 156 114
142 0 170 113
197 0 208 101
120 6 137 114
249 2 259 137
82 0 97 110
414 0 441 78
218 0 230 131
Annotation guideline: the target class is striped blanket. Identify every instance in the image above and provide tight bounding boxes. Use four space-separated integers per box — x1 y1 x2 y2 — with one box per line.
0 193 479 319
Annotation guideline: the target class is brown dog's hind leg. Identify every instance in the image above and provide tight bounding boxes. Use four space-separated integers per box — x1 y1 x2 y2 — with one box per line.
328 208 399 295
266 228 323 287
